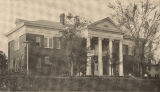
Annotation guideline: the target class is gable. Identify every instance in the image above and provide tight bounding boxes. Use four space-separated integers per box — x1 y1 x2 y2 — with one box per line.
96 21 119 31
88 17 122 34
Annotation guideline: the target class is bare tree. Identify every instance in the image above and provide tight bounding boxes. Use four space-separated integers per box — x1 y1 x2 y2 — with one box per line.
108 0 160 77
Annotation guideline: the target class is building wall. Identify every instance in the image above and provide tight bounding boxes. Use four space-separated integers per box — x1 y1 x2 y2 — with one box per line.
8 33 26 74
7 21 143 76
8 25 68 75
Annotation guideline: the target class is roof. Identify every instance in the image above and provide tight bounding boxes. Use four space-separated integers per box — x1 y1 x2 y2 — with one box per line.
6 19 71 36
88 17 123 34
22 19 71 29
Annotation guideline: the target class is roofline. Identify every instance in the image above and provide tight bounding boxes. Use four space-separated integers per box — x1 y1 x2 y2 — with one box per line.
6 23 24 37
88 27 123 35
88 17 123 34
6 21 66 37
88 17 121 29
24 22 66 30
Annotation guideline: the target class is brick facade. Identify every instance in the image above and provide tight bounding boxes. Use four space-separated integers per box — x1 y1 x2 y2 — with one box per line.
8 29 69 75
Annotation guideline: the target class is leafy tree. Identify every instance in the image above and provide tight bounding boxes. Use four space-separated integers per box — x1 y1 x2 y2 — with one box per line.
108 0 160 77
60 13 90 76
0 51 7 75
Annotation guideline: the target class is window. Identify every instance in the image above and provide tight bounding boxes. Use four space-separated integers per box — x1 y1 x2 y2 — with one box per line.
44 56 51 65
36 36 41 47
44 37 53 48
123 45 128 55
15 38 19 50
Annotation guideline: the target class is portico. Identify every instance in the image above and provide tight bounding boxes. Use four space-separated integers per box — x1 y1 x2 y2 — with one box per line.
86 17 124 76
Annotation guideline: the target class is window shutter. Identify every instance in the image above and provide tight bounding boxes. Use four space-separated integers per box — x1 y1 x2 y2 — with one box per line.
60 38 64 49
49 38 53 48
53 37 57 49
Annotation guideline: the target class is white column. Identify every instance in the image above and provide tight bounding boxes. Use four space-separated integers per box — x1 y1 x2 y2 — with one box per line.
119 40 124 76
86 37 92 75
109 39 112 76
98 37 103 76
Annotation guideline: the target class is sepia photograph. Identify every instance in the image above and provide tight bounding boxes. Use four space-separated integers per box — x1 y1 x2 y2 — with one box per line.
0 0 160 91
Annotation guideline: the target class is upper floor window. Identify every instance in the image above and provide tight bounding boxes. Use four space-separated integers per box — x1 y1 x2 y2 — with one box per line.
44 36 61 49
15 38 19 50
36 36 41 47
44 37 53 48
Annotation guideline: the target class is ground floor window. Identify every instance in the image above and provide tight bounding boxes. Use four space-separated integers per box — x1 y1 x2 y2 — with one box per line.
44 56 52 65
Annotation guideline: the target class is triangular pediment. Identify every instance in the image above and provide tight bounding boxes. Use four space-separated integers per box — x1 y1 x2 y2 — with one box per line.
88 17 122 34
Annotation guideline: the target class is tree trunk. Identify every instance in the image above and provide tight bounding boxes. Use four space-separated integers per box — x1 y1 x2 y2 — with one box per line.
140 41 145 78
70 60 74 76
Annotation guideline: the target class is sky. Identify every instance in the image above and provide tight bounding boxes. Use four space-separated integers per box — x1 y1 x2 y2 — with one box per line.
0 0 160 59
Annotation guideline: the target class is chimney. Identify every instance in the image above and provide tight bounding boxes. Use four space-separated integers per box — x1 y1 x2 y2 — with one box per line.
60 13 65 25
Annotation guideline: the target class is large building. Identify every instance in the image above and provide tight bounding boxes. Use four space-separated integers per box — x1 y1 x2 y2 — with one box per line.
6 15 141 76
